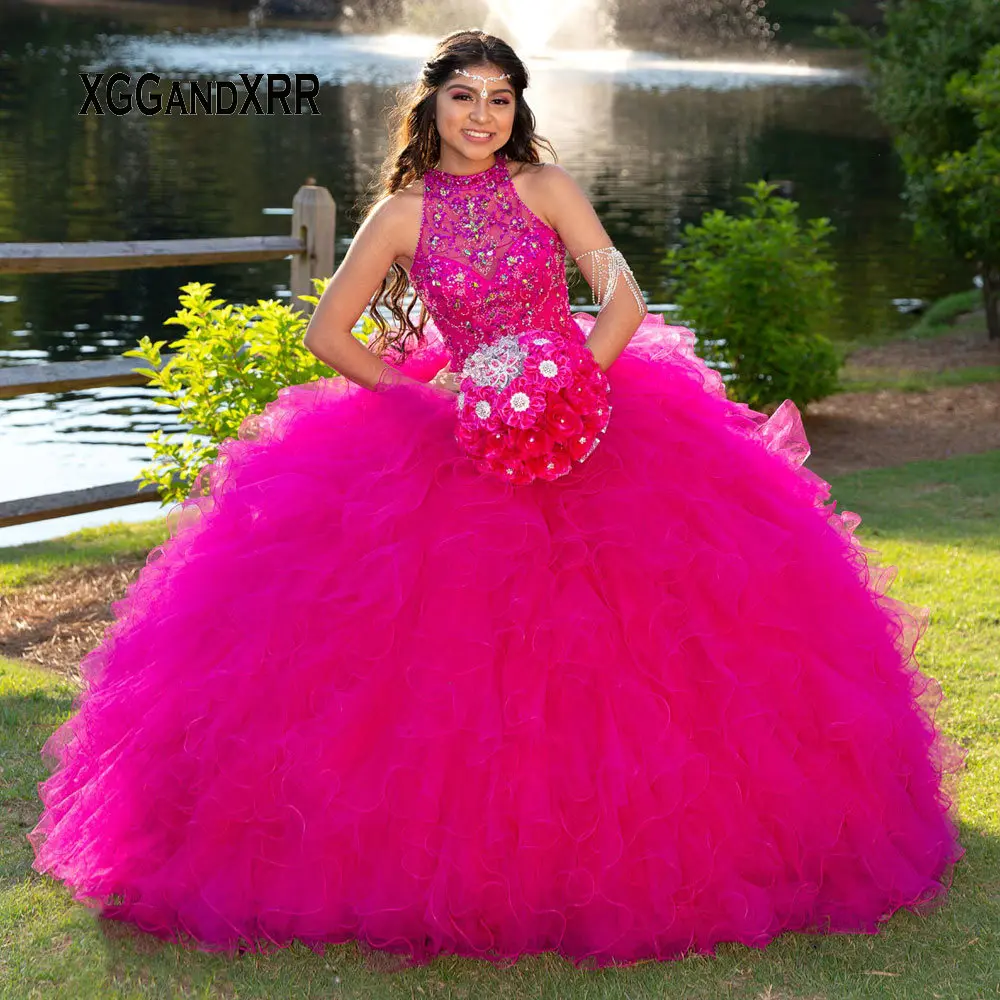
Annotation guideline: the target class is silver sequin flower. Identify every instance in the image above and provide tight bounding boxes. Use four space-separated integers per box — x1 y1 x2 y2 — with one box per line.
474 399 492 420
461 334 526 390
538 359 559 379
510 391 531 412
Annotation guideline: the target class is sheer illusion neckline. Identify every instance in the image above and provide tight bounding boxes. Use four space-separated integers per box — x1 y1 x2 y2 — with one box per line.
425 154 507 183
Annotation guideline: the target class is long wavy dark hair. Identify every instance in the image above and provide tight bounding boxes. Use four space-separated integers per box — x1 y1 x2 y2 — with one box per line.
360 29 556 362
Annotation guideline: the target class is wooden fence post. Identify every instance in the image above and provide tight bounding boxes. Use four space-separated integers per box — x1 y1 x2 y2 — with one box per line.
290 179 336 315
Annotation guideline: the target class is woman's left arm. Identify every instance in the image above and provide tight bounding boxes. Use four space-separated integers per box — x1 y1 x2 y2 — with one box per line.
539 165 648 371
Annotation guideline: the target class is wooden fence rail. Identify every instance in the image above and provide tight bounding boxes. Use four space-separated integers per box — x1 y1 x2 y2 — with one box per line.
0 182 335 531
0 236 303 274
0 481 163 530
0 356 169 399
0 180 335 307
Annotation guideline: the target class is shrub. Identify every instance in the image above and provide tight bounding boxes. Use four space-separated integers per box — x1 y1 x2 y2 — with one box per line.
665 181 841 410
124 280 373 504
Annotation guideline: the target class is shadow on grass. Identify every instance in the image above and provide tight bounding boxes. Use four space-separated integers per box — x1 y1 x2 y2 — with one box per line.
828 449 1000 546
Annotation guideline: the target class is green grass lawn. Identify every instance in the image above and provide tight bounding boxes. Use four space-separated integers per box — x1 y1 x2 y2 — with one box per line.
2 451 999 999
837 364 1000 394
0 520 169 591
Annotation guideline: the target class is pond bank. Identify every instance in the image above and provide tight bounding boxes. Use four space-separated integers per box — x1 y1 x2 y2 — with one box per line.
805 300 1000 476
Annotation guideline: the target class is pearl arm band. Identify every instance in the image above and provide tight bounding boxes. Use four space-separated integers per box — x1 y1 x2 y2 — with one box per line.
574 246 647 316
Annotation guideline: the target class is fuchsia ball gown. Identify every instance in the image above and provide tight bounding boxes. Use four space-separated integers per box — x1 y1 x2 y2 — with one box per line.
29 154 962 968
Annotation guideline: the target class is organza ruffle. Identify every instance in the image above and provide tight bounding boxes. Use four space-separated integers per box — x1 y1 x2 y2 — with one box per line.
28 314 964 969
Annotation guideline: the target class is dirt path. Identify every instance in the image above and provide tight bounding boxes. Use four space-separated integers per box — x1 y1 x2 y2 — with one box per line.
4 318 998 676
0 559 144 677
803 381 1000 479
844 312 1000 374
803 317 1000 478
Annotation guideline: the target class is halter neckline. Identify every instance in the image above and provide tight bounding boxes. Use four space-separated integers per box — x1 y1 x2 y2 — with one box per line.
410 149 573 367
425 154 506 183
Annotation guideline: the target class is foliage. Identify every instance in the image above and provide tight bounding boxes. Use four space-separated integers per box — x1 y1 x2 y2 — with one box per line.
908 290 984 339
825 0 1000 336
665 181 841 410
124 280 373 504
934 46 1000 261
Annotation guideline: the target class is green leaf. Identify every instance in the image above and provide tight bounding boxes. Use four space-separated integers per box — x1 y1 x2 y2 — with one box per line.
129 282 337 502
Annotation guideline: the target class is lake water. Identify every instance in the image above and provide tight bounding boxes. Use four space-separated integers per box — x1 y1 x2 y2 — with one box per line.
0 0 974 546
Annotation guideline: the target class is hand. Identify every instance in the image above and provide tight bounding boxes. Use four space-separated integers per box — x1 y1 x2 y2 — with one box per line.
428 365 461 395
583 341 609 373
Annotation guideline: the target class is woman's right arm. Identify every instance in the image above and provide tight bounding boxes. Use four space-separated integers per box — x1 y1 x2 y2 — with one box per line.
302 195 426 392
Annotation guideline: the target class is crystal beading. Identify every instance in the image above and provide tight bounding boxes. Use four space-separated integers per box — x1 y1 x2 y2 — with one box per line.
460 334 525 389
574 246 647 315
410 154 580 368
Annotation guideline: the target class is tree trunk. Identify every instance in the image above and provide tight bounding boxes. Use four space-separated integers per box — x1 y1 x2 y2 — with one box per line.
983 263 1000 341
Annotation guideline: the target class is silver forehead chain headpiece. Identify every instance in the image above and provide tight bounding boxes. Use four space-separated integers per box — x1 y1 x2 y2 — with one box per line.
454 68 511 99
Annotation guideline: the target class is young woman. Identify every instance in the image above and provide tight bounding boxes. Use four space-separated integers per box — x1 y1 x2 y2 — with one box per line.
29 29 962 969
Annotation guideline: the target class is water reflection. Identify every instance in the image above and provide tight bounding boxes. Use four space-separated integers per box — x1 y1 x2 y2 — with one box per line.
106 30 851 89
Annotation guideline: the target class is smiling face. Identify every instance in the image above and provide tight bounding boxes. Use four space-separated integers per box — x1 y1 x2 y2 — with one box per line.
433 63 517 172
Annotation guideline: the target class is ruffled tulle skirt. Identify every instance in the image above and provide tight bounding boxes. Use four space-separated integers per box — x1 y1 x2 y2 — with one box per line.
28 314 963 968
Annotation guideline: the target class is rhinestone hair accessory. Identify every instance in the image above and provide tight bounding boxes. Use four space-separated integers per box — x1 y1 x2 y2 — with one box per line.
454 67 511 99
574 246 647 316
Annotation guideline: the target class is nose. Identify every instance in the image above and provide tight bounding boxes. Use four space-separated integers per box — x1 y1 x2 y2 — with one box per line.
469 98 490 123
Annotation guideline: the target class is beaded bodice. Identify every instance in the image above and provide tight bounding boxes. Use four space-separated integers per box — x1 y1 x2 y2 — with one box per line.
410 154 579 367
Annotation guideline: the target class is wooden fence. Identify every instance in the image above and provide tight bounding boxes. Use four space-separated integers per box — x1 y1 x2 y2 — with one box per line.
0 182 335 529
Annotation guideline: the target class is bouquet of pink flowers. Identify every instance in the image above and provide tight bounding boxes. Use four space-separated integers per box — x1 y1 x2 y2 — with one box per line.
454 331 612 485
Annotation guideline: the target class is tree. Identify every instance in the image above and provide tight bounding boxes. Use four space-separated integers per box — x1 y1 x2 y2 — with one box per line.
831 0 1000 338
935 46 1000 340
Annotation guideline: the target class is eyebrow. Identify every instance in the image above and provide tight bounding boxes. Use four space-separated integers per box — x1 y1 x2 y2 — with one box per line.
445 82 515 97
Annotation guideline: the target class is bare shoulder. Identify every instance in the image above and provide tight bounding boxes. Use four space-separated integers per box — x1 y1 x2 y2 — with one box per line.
507 161 580 230
508 160 555 185
360 186 422 264
512 162 584 211
510 160 576 192
368 184 422 226
510 161 609 255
